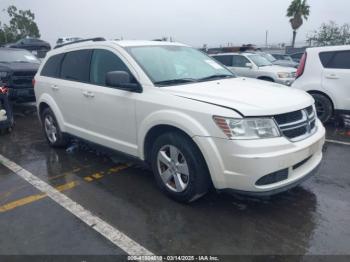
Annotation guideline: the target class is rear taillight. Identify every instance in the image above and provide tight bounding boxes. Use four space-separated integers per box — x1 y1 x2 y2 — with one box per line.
0 86 8 94
296 53 307 79
32 78 36 87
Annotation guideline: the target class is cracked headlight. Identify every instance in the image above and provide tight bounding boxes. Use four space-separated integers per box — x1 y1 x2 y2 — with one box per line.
213 116 280 139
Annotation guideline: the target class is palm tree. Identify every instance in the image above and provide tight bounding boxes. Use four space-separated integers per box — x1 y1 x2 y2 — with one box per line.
287 0 310 47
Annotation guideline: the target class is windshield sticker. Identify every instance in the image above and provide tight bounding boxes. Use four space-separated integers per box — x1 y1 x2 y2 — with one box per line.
205 60 223 69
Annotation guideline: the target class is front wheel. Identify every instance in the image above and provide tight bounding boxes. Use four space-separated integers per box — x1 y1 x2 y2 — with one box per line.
151 132 211 203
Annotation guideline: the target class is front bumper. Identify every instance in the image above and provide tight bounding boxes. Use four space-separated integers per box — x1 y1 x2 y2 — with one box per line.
193 119 325 195
8 87 36 102
275 78 295 86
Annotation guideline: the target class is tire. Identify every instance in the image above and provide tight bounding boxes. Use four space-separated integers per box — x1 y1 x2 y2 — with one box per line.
311 93 333 123
150 132 211 203
41 108 68 147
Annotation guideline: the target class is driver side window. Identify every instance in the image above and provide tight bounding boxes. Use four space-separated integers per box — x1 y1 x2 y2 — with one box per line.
90 49 135 86
232 55 250 67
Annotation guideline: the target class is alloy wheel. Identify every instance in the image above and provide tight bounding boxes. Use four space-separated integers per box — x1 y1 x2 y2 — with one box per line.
157 145 190 192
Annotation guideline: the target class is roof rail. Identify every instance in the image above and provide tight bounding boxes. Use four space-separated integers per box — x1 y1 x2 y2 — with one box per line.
54 37 106 49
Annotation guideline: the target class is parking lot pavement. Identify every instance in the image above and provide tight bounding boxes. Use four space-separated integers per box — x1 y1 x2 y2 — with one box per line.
0 104 350 256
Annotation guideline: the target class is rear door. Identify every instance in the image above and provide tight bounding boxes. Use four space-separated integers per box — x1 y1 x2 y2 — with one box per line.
320 50 350 111
57 49 92 137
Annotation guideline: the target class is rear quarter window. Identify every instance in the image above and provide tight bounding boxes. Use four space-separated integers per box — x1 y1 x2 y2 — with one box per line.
60 50 92 82
41 54 64 77
319 50 350 69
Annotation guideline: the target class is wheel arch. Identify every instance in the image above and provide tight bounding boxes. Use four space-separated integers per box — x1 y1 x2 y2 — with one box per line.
307 90 335 111
38 94 66 132
143 124 194 164
138 110 214 161
257 76 274 82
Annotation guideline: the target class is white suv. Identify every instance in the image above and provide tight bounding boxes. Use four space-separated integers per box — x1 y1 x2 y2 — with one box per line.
292 45 350 123
34 40 325 202
211 52 297 86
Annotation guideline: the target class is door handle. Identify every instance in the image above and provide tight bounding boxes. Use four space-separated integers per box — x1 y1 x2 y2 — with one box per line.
325 74 339 79
82 90 94 98
51 84 59 91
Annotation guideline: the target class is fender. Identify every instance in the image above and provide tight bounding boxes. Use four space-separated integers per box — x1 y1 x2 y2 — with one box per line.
38 94 66 132
137 109 212 159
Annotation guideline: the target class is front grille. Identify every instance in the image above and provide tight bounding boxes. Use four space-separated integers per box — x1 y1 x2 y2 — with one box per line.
274 106 316 141
13 71 37 77
11 71 36 87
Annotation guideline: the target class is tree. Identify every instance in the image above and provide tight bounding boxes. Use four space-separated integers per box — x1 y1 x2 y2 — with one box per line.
307 21 350 46
0 5 40 45
286 0 310 47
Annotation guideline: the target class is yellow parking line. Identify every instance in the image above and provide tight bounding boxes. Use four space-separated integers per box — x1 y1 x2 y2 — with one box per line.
0 181 77 213
0 163 132 213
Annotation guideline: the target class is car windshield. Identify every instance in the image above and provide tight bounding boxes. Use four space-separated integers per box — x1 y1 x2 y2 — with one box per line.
126 45 235 86
247 54 272 67
0 49 40 63
260 53 277 62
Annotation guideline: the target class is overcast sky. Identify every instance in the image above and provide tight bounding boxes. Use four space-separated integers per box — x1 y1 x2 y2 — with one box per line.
0 0 349 47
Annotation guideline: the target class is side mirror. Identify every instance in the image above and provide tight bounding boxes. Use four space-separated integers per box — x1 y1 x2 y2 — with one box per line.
105 71 141 92
245 63 253 69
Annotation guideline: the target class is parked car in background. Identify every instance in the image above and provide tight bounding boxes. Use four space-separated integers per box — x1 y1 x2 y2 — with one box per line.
0 48 40 102
35 39 325 202
260 52 299 68
7 38 51 52
212 52 296 86
56 37 83 47
290 52 304 63
270 53 299 68
292 45 350 123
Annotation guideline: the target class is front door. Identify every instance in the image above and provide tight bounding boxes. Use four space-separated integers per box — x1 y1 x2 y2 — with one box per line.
82 48 138 156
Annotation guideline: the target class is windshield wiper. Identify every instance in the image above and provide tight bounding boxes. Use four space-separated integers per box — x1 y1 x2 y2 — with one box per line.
198 74 234 82
154 78 197 86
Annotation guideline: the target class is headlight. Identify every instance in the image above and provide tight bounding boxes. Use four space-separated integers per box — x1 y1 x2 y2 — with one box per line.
277 72 292 78
0 71 8 78
213 116 280 139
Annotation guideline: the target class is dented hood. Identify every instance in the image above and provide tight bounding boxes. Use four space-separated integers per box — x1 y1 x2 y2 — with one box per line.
162 77 313 116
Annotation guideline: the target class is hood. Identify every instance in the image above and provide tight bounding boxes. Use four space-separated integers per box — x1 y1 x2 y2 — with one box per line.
162 77 313 116
259 65 296 73
273 60 299 68
0 62 40 72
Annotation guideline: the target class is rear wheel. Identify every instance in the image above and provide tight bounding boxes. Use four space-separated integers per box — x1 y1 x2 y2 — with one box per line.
41 108 68 147
311 93 333 123
151 132 211 203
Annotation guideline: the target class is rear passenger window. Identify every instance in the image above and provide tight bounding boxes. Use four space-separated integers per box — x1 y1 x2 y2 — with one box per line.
90 49 132 86
60 50 92 82
213 55 232 66
41 54 64 77
320 51 350 69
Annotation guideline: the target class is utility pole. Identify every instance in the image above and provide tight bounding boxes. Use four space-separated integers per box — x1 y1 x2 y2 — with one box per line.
265 30 268 48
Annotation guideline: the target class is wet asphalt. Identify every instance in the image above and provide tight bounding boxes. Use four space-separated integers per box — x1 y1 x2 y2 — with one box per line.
0 104 349 257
